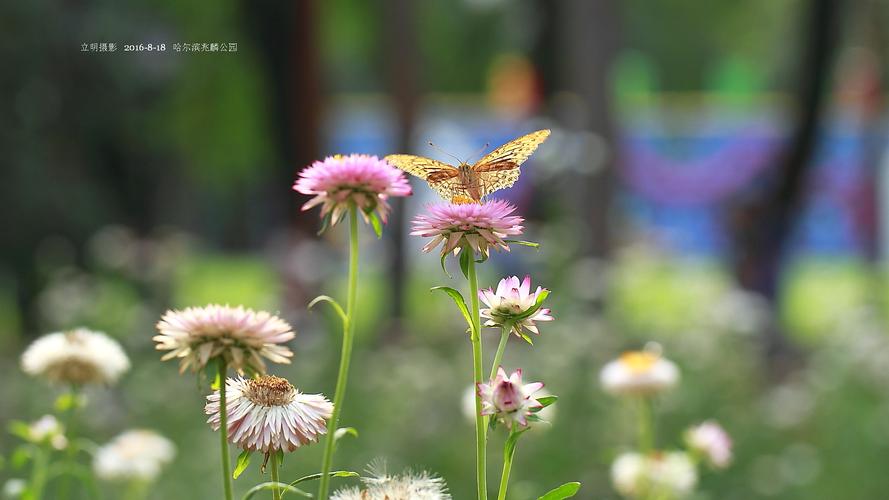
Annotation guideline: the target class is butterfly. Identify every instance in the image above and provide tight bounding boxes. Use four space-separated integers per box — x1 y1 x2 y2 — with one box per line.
384 129 551 204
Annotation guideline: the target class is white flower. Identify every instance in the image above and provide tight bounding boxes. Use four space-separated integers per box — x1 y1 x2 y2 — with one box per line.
21 328 130 385
685 421 732 469
3 479 26 499
154 304 295 374
93 430 176 482
477 367 544 428
205 376 333 453
462 384 556 428
479 275 554 339
22 415 67 450
332 469 451 500
611 451 697 499
600 347 679 396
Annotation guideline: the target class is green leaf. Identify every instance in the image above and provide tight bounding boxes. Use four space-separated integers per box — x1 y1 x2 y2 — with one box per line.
367 211 383 238
430 286 475 336
288 470 360 486
538 482 581 500
204 357 221 391
242 482 311 500
233 450 252 479
317 211 334 235
334 427 358 441
504 427 529 460
275 448 285 467
459 250 471 279
475 251 488 264
8 421 31 442
536 396 558 409
54 392 81 413
512 289 551 322
308 295 348 326
11 446 32 468
440 253 453 279
504 239 540 249
519 332 534 345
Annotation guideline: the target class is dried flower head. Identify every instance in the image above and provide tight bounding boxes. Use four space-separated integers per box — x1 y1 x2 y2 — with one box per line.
685 421 732 469
477 367 544 428
411 200 524 257
611 451 698 499
21 328 130 386
331 468 451 500
93 430 176 482
479 275 553 339
154 304 294 374
600 345 679 396
206 376 333 454
294 154 412 228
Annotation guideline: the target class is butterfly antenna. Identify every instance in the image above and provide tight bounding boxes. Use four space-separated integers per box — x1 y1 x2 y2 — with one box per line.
468 142 490 164
427 141 466 164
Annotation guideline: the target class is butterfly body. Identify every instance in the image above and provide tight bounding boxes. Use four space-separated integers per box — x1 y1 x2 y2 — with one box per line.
385 129 550 203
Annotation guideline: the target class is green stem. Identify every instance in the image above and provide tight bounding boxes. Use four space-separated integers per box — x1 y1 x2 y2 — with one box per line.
57 385 79 500
467 252 487 500
219 359 234 500
489 324 512 381
318 205 360 500
124 480 150 500
270 452 282 500
29 445 49 500
637 396 655 453
497 429 518 500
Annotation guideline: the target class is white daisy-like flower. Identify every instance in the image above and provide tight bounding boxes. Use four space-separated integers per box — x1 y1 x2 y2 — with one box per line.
611 451 698 499
154 304 295 374
24 415 68 450
685 421 732 469
93 430 176 482
462 384 557 428
600 346 679 396
479 275 554 339
21 328 130 385
331 469 451 500
205 376 333 453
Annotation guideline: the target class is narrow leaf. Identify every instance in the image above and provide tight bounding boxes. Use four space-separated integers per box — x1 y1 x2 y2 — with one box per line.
308 295 348 326
368 211 383 238
430 287 474 336
536 396 558 408
242 482 311 500
288 470 360 486
317 211 334 236
440 253 453 279
233 450 252 479
504 239 540 249
334 427 358 441
459 250 471 279
538 482 581 500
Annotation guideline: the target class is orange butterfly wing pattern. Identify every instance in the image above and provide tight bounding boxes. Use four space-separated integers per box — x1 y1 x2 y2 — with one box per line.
472 129 551 198
383 154 465 201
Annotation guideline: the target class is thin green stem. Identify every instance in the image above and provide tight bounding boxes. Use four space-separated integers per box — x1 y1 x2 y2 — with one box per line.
219 359 234 500
270 453 282 500
57 385 79 500
497 429 518 500
318 205 360 500
124 480 150 500
467 252 487 500
28 445 49 500
637 396 655 453
489 323 512 381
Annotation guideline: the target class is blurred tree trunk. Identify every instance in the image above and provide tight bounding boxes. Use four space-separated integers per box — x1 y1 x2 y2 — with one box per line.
538 0 620 261
381 0 420 341
727 0 843 376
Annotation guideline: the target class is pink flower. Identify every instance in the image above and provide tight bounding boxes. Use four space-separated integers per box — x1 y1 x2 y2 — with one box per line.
477 367 544 428
479 275 553 338
154 304 294 374
410 200 524 257
206 376 333 454
294 154 412 228
685 421 732 469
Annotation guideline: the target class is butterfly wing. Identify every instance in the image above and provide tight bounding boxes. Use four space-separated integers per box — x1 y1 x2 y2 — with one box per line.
384 154 463 201
471 129 551 197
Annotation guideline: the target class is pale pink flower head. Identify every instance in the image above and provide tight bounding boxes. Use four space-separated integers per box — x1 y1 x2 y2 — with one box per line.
479 275 553 339
410 199 524 257
294 154 412 229
206 376 333 454
685 421 732 469
154 304 295 375
477 367 544 428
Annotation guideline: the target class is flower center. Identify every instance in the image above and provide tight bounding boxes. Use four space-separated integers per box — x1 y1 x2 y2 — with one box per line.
619 351 659 374
244 376 295 407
